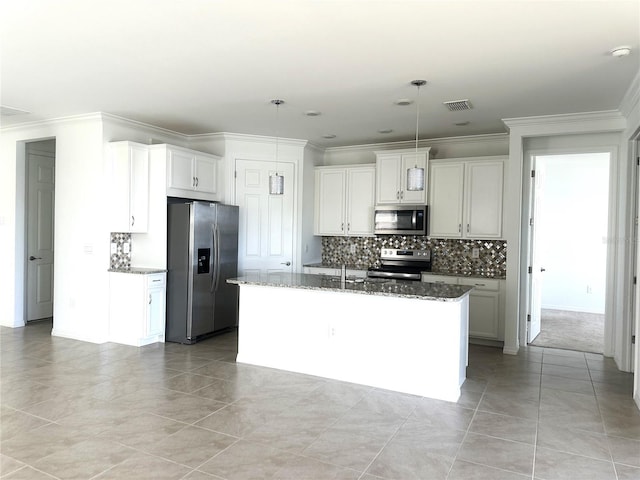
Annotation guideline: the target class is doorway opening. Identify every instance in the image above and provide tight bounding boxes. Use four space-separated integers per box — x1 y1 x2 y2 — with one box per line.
527 152 610 353
25 139 56 324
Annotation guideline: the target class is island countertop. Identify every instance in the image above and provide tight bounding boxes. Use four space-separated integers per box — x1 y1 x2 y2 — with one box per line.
228 273 472 301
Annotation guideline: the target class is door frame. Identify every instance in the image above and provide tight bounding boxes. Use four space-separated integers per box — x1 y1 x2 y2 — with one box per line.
521 146 616 355
232 155 298 274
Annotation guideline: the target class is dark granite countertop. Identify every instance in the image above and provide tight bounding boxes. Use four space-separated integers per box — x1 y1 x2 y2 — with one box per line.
228 273 472 301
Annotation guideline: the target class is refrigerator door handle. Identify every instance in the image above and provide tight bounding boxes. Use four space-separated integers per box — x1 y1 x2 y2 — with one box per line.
214 225 218 293
214 224 221 293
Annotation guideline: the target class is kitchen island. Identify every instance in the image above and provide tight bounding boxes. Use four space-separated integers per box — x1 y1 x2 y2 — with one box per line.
228 273 473 401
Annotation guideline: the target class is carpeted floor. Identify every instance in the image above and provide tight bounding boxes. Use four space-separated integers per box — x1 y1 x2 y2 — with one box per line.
530 308 604 353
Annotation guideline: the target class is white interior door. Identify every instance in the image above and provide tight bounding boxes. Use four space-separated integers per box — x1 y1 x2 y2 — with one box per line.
26 145 55 321
235 159 295 279
528 160 546 343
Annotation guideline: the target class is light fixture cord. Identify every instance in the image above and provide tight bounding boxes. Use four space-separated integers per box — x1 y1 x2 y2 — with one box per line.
275 101 280 176
415 83 421 166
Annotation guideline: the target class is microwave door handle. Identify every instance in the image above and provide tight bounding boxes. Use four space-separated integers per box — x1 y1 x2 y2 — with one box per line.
412 210 417 229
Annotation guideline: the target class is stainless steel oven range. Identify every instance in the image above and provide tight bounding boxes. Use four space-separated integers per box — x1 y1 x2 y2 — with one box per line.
367 248 432 281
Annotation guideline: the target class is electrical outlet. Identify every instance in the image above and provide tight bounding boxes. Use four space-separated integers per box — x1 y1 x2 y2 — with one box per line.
471 247 480 259
587 285 593 294
350 244 356 254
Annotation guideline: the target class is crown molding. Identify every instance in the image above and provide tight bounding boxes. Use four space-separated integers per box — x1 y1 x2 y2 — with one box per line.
502 110 626 131
324 132 508 156
0 112 104 132
190 131 308 148
100 112 187 141
619 71 640 119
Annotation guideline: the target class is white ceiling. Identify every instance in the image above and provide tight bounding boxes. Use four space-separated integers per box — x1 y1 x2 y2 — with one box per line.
1 0 638 147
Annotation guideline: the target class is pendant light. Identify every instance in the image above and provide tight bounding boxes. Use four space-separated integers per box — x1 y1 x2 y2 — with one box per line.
406 80 426 192
269 99 285 195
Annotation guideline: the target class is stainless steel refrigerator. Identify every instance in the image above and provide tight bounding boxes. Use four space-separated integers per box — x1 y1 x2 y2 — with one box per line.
166 201 239 344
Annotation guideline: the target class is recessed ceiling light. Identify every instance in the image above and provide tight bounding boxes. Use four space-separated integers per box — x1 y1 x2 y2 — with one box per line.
378 129 393 134
394 99 413 106
322 134 336 139
610 46 632 57
305 110 321 117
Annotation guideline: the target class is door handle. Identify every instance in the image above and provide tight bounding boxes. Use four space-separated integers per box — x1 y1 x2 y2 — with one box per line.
281 261 291 266
131 215 135 226
29 256 42 261
540 268 546 272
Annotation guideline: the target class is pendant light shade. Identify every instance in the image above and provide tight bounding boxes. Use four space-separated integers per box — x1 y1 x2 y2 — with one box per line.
406 165 425 191
269 173 284 195
406 80 426 192
269 99 285 195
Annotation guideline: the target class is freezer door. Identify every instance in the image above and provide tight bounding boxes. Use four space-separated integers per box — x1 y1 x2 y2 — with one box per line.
166 203 192 343
190 201 217 338
212 204 239 331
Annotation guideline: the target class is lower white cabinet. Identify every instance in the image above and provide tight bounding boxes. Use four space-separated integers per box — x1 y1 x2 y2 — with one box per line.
422 273 504 342
109 272 166 346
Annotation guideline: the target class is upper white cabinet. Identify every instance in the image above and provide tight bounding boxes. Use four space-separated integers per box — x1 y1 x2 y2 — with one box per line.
375 148 430 205
109 141 149 233
314 165 375 236
161 145 219 200
429 156 505 238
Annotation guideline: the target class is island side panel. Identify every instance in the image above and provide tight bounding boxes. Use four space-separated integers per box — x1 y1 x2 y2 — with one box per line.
235 284 468 402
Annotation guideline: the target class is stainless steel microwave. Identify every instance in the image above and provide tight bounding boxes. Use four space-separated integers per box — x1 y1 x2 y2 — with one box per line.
374 205 428 235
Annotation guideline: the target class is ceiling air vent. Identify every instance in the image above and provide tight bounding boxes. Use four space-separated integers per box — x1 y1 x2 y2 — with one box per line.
443 99 472 111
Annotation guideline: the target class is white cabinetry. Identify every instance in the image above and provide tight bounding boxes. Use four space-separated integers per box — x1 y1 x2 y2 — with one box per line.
429 157 505 238
161 145 219 200
422 273 504 342
109 272 166 346
109 141 149 233
375 148 430 204
314 165 375 236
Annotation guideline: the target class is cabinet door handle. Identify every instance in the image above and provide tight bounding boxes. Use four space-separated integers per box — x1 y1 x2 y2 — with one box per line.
474 283 486 287
131 215 135 226
458 224 462 233
29 256 42 261
467 224 470 233
195 177 199 187
396 191 400 200
148 294 152 304
341 222 344 232
193 177 196 187
400 191 404 199
347 223 350 232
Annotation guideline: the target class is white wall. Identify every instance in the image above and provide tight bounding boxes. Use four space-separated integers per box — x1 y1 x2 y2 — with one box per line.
0 115 110 342
536 153 609 313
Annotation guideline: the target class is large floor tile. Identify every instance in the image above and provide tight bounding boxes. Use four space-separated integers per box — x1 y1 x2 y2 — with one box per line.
92 452 192 480
468 411 537 444
457 432 535 476
198 439 295 480
536 424 611 461
534 446 617 480
447 459 531 479
302 428 386 471
142 425 237 468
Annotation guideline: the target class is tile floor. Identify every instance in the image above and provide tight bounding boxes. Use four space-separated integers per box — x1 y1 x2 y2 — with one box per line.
1 320 639 480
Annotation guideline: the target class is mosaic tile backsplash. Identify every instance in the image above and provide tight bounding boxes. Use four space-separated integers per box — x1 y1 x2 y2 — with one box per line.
110 232 132 270
321 236 507 278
